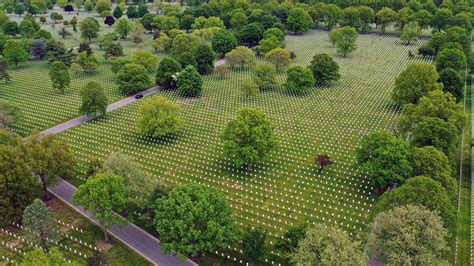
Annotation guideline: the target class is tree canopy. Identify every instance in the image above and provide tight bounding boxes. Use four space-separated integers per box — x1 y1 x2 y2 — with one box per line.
79 81 108 117
138 96 182 138
310 53 340 85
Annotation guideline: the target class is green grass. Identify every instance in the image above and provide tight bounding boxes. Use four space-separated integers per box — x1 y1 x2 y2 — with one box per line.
0 196 151 266
54 30 430 264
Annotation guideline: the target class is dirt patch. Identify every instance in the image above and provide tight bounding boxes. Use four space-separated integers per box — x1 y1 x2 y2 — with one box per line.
96 240 112 251
45 198 66 213
7 239 21 248
231 183 242 190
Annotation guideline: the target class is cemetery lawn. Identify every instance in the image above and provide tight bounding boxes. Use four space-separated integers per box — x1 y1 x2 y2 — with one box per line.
0 196 151 266
55 30 433 263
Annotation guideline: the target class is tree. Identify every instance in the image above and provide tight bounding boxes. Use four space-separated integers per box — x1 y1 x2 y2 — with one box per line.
20 19 38 38
0 101 21 129
376 7 396 33
49 61 71 93
399 90 465 139
73 173 128 242
212 29 238 58
20 248 66 265
358 5 375 32
19 134 76 200
315 154 333 172
95 0 111 14
356 131 412 191
392 63 442 106
132 50 158 73
80 17 100 42
104 16 115 27
137 4 148 18
177 65 202 97
225 46 256 69
435 48 467 72
439 68 463 101
33 29 52 40
84 0 93 13
14 3 25 16
171 33 201 57
274 223 307 260
46 40 74 66
322 4 342 30
414 10 433 29
193 43 215 75
411 146 457 198
126 5 138 20
431 8 452 32
230 10 248 31
258 35 284 55
0 59 11 84
287 7 313 34
335 26 357 57
101 152 155 208
113 5 123 19
3 40 29 67
239 22 264 46
130 21 145 44
0 145 40 225
50 12 63 27
253 62 277 91
176 52 197 69
221 108 277 169
341 6 362 30
138 96 182 138
70 16 78 32
242 227 267 265
115 17 131 39
241 80 259 98
367 205 449 265
400 21 421 45
310 54 340 85
154 184 239 256
445 26 471 56
291 223 366 265
58 27 72 39
265 48 291 71
284 66 315 95
116 63 150 95
22 199 58 253
411 117 459 158
155 57 181 87
3 21 20 36
373 176 456 228
140 13 155 32
79 81 108 117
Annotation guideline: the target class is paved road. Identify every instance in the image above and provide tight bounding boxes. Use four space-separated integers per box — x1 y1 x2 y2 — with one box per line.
49 179 197 266
40 86 161 136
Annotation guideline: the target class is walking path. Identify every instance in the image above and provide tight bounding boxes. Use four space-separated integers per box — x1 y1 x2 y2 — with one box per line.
49 179 197 266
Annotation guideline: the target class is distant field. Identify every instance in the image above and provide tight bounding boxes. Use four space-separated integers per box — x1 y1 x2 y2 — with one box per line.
54 30 430 263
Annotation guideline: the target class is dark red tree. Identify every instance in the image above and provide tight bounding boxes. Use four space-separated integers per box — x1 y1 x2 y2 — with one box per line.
104 16 115 27
315 154 333 172
64 5 74 13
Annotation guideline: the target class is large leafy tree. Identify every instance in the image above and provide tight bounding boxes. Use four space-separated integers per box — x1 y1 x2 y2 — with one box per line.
274 223 307 260
101 152 156 208
79 81 108 117
411 117 459 159
155 57 181 87
253 62 277 91
0 145 41 225
355 131 412 190
400 21 421 45
138 96 182 138
131 50 158 73
212 29 238 58
193 43 215 75
225 46 256 69
49 61 71 93
291 223 365 265
18 134 76 200
177 65 203 97
116 63 150 95
3 40 29 67
284 66 315 95
287 7 313 34
73 173 128 242
391 63 442 106
154 184 239 256
115 17 131 39
310 53 340 85
399 90 465 136
411 146 457 198
431 8 452 32
367 205 449 265
242 227 267 265
80 17 100 42
171 33 201 57
239 22 264 46
221 108 278 169
439 68 463 101
435 47 467 72
0 100 21 130
375 7 396 33
22 199 58 253
265 48 291 71
372 176 456 228
335 26 358 57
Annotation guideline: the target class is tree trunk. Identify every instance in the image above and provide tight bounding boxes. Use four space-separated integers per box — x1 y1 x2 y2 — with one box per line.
40 232 49 253
40 176 50 200
102 226 110 243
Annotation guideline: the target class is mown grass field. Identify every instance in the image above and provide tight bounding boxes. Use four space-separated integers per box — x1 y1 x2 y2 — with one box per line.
49 31 431 263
